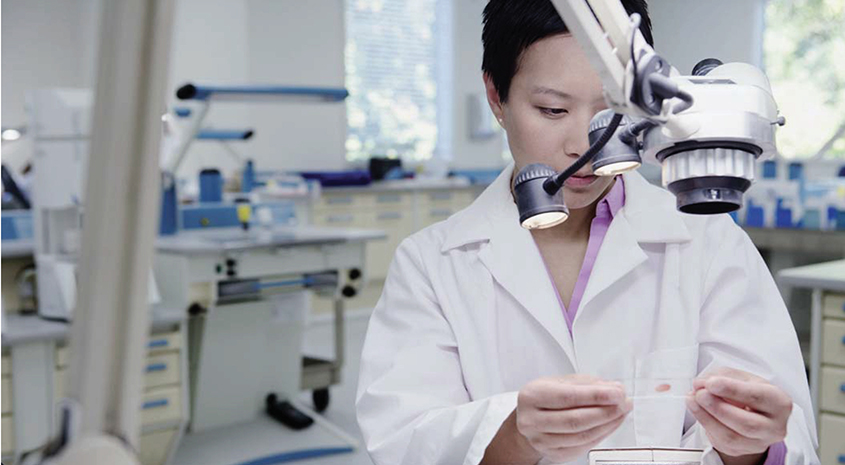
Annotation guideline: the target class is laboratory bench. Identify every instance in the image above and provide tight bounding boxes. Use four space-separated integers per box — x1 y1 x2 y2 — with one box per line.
778 260 845 465
310 178 487 313
1 307 188 465
1 225 386 465
745 227 845 256
316 175 478 194
311 181 845 313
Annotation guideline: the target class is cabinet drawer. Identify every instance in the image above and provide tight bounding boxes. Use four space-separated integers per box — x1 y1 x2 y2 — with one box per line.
821 366 845 415
141 386 182 426
139 427 178 465
56 345 69 368
55 374 183 424
819 414 845 465
312 212 362 227
146 331 182 355
366 211 414 281
144 353 181 389
421 206 456 227
56 331 182 368
2 414 13 454
374 192 411 208
824 319 845 367
372 209 414 239
1 377 11 414
419 189 474 208
55 353 181 400
316 192 373 210
825 293 845 320
420 190 455 206
449 190 476 209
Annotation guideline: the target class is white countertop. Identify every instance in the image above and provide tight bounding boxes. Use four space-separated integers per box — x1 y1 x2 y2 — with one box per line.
777 259 845 292
2 305 185 346
321 176 482 193
1 239 35 258
156 225 386 255
0 226 387 259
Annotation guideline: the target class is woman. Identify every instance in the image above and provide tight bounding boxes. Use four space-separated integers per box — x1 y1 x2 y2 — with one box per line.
356 1 818 464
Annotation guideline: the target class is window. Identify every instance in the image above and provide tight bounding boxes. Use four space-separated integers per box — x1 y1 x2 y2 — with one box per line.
764 0 845 159
345 0 452 163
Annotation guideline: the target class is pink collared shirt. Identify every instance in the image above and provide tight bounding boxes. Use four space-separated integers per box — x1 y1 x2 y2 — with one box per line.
542 175 786 465
545 175 625 333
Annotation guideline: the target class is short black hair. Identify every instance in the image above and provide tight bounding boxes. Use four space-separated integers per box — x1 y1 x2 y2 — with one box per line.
482 0 654 102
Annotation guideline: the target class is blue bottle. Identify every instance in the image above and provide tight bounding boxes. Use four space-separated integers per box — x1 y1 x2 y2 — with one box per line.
242 160 256 193
199 169 223 203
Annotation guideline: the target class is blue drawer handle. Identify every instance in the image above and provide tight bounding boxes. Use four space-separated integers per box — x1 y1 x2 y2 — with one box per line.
143 399 169 409
841 383 845 393
148 339 168 349
146 363 167 373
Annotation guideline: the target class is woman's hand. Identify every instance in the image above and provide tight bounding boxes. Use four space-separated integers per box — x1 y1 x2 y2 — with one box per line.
514 374 633 463
686 367 792 465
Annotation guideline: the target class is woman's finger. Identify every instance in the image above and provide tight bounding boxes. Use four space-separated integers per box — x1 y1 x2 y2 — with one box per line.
534 413 627 449
686 395 769 457
704 377 792 416
535 400 632 433
534 383 626 409
694 389 776 441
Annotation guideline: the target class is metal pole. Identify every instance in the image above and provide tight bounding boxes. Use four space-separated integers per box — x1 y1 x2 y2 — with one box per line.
67 0 175 448
333 297 346 378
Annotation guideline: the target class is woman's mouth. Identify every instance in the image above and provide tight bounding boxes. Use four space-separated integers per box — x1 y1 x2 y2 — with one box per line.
564 174 599 188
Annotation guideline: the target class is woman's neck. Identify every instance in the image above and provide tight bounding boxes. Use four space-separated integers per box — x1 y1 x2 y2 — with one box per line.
531 200 595 243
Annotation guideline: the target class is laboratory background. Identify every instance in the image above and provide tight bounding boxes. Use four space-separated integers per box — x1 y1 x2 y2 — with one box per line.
1 0 844 465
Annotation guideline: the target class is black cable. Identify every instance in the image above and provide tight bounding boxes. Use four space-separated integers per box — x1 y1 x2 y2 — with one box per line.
648 73 694 115
1 164 31 209
619 119 657 145
672 88 694 114
543 113 624 195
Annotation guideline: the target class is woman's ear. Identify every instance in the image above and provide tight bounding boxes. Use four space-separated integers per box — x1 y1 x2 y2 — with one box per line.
483 73 505 127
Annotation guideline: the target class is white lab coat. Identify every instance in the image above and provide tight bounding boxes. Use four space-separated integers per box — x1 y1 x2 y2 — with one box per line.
356 164 818 465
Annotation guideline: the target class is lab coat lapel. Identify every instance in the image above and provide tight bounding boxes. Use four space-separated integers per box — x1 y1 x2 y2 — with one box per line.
468 166 578 367
441 167 692 368
573 209 647 326
480 214 577 367
573 171 692 328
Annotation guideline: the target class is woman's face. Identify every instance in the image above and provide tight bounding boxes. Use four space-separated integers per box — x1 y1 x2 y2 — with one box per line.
485 34 614 210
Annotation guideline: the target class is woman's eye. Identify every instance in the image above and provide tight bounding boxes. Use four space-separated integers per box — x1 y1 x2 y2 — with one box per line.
539 107 568 116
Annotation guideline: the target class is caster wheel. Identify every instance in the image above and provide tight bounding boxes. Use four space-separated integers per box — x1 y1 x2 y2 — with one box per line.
313 388 330 413
266 393 314 430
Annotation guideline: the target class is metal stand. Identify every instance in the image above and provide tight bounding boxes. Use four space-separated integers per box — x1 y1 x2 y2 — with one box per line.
300 297 346 409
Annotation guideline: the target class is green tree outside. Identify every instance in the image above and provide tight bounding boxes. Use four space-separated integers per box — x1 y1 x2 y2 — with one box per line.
764 0 845 159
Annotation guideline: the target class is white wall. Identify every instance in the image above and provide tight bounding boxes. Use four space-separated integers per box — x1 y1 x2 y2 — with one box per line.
1 0 102 172
649 0 764 73
168 0 347 178
1 0 347 179
245 0 347 173
1 0 89 128
3 0 767 175
449 0 507 170
166 0 348 178
166 0 252 179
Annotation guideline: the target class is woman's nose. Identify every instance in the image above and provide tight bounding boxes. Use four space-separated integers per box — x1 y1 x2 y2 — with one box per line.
564 111 593 158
